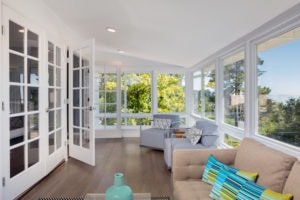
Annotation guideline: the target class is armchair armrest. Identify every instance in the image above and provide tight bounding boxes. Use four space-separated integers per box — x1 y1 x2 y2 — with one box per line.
172 148 237 182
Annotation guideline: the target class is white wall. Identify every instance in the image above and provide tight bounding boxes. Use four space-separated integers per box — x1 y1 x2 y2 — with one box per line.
2 0 83 45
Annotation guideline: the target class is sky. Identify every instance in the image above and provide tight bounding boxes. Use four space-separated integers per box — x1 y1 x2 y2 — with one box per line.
258 39 300 97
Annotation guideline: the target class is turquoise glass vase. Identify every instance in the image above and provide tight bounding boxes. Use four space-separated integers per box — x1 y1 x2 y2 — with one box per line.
105 173 133 200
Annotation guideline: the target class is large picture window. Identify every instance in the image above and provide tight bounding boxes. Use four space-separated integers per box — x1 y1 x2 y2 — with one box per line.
157 74 185 113
257 27 300 147
223 51 245 129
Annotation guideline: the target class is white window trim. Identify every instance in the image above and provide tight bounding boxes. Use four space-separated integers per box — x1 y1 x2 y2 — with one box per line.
190 5 300 155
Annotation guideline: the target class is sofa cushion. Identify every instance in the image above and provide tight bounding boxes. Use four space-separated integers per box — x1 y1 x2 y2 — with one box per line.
283 161 300 199
173 180 213 200
234 138 297 192
195 119 218 135
200 135 219 146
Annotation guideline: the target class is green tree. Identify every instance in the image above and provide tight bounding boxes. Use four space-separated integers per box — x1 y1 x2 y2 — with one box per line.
157 74 185 113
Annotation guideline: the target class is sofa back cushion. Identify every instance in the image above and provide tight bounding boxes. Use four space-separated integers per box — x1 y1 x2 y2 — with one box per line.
283 161 300 199
195 119 218 135
234 138 297 193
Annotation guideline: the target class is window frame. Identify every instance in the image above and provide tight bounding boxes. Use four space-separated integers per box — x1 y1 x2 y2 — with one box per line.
251 20 300 153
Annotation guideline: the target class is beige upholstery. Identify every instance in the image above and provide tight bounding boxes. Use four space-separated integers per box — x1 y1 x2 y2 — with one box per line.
283 161 300 199
172 149 237 182
172 137 299 200
234 138 297 192
173 181 212 200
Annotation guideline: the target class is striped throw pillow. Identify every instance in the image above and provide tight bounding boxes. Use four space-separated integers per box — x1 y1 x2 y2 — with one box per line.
210 167 248 200
237 180 293 200
202 155 258 185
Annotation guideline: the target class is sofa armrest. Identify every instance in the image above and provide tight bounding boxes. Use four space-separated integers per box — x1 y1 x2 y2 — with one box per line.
172 148 237 182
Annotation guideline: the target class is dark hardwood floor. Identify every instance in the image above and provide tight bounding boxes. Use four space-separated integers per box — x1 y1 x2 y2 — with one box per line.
19 138 172 200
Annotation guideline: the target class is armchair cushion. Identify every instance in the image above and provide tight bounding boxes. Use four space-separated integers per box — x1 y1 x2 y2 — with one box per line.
195 119 218 135
200 135 219 146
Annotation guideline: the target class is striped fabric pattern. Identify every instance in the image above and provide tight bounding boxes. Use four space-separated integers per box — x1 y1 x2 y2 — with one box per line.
210 168 248 200
202 155 258 185
237 180 265 200
237 180 293 200
261 189 293 200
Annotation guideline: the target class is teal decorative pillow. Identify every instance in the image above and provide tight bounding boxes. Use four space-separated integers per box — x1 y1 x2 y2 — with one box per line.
210 167 248 200
202 155 258 185
237 180 293 200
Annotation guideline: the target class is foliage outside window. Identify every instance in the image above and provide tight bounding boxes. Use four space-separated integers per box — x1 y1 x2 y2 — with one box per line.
193 65 216 120
224 133 241 147
157 74 185 113
121 73 151 126
257 27 300 147
223 51 245 129
98 73 117 127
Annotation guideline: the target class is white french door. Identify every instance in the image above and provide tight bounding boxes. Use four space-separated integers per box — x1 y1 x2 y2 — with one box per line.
45 39 67 173
69 39 96 166
2 7 45 199
1 6 67 199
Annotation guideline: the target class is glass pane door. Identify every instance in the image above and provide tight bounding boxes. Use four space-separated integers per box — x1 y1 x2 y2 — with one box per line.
46 40 66 173
2 7 44 199
69 39 95 166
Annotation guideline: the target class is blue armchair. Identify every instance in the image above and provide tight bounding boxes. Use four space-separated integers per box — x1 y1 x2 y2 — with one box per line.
139 114 180 150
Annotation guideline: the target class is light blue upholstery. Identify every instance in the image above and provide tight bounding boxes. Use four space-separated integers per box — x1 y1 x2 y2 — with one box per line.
164 118 219 168
139 114 180 150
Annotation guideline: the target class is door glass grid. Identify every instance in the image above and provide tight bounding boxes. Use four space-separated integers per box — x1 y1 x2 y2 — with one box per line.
9 20 40 178
72 48 91 149
47 41 63 155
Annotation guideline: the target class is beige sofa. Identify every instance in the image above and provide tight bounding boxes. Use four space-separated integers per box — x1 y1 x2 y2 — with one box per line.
172 137 300 200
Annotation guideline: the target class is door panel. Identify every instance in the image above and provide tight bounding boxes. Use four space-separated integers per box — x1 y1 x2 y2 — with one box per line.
2 6 67 199
45 39 67 174
2 7 44 199
69 39 95 166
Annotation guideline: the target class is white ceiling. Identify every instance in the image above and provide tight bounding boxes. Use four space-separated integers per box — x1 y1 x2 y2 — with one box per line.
43 0 300 68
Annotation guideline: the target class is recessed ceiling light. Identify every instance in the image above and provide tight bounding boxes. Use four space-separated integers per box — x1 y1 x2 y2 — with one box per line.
18 29 25 33
117 49 125 54
106 27 116 33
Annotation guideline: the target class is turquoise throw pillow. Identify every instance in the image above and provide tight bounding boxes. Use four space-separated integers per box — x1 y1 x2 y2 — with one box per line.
202 155 258 185
210 167 248 200
237 180 293 200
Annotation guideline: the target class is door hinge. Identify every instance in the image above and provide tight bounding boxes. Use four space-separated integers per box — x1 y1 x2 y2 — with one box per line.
1 25 4 36
2 177 5 187
1 101 4 111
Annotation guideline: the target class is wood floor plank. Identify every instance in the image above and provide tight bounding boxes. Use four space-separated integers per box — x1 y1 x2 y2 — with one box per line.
19 138 172 200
